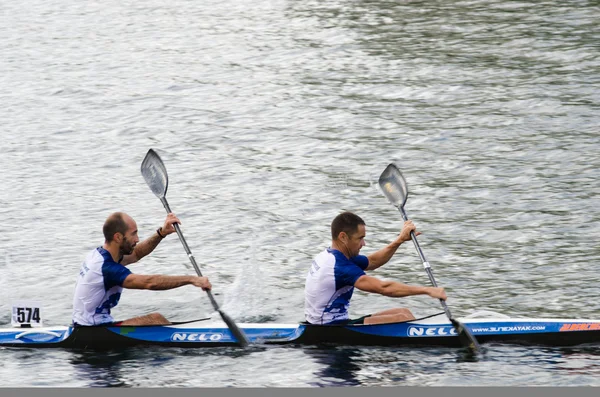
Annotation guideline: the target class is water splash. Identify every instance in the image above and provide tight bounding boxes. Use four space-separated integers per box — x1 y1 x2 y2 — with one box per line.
221 230 266 322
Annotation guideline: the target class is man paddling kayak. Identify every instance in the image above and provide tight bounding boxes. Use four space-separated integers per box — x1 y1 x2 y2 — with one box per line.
305 211 446 325
72 212 211 326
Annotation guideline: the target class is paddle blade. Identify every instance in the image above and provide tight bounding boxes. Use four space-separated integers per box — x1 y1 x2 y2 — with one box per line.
141 149 169 199
219 310 250 347
378 163 409 208
451 319 482 353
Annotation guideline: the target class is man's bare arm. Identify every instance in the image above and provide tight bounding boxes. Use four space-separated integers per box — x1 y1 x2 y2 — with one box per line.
354 275 446 300
365 220 420 271
122 274 211 291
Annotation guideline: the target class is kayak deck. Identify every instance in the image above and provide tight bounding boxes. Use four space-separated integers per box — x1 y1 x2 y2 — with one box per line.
2 313 600 349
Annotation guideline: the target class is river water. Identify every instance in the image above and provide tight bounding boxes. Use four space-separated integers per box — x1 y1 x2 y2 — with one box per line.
1 0 599 387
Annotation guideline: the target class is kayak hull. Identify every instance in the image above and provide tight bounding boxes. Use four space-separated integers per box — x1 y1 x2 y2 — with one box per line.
2 314 600 349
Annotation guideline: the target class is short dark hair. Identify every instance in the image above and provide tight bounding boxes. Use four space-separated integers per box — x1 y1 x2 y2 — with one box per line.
103 212 129 242
331 212 365 240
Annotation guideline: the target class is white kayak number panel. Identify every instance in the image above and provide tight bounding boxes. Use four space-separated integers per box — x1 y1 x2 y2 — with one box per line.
11 301 43 328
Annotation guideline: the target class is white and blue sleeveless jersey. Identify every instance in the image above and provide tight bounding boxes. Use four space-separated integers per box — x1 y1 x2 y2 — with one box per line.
304 248 369 324
72 247 132 326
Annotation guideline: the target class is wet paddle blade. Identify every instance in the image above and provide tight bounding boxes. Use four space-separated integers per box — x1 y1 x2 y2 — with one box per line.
219 310 250 347
451 319 482 352
141 149 169 199
378 163 408 209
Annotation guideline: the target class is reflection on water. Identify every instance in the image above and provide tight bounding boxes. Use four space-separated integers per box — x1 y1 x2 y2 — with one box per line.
553 346 600 377
302 345 486 387
69 345 265 387
70 350 142 387
303 347 363 387
64 342 600 387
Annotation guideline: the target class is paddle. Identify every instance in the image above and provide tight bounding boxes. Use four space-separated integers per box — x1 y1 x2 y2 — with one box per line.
141 148 249 347
378 163 481 353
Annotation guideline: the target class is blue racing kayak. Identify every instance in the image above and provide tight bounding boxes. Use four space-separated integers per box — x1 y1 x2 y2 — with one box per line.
2 312 600 349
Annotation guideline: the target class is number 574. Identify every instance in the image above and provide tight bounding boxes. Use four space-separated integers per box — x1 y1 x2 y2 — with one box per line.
16 307 40 323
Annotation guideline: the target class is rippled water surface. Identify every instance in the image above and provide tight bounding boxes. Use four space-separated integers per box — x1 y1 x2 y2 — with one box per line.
1 0 599 387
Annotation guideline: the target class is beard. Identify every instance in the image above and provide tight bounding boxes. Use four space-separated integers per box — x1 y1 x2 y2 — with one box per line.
120 236 136 256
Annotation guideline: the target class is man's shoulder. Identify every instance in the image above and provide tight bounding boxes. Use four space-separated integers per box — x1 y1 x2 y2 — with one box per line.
313 249 366 271
326 249 366 266
87 247 128 273
312 248 331 259
94 247 123 266
82 247 106 267
335 253 368 273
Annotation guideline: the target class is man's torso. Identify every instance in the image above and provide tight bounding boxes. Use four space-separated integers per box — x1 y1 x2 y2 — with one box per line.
72 247 131 326
304 248 368 324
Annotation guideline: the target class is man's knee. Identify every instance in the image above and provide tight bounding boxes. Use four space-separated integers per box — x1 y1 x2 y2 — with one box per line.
148 312 166 320
372 307 414 317
121 312 170 326
148 312 170 324
365 310 415 325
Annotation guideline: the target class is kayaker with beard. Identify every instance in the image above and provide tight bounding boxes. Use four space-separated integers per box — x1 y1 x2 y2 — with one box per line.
72 212 211 326
305 211 447 325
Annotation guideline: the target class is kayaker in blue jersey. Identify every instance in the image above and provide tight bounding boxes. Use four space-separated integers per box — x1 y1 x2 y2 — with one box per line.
305 211 447 325
72 212 211 326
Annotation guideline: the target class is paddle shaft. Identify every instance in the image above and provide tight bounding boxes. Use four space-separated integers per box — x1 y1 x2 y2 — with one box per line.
397 205 481 352
398 207 455 321
159 197 221 312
